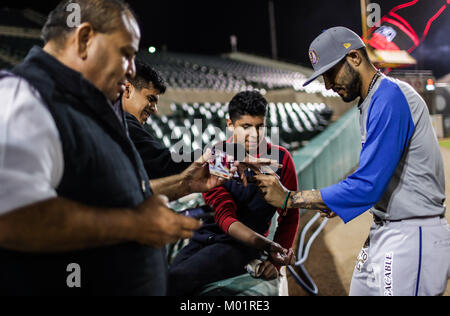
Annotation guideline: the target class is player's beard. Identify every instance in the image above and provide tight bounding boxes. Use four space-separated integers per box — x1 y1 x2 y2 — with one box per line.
340 61 362 103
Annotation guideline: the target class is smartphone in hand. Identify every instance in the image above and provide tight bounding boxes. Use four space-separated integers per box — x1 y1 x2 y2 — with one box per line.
178 206 215 220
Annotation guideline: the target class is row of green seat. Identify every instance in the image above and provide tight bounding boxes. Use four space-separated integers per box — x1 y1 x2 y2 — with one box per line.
144 102 333 152
138 51 338 97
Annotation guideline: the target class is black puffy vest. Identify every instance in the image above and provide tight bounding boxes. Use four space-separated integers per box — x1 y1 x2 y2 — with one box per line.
0 46 167 295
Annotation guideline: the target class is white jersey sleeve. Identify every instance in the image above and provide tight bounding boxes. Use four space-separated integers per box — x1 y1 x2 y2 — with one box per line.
0 76 64 215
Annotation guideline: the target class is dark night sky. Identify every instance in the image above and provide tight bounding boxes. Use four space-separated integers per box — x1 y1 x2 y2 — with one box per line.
2 0 450 78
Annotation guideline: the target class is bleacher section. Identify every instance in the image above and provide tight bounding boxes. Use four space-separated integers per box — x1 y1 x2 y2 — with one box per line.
0 9 44 69
0 8 43 29
0 9 340 157
0 58 12 70
138 51 337 97
145 101 333 153
0 35 43 60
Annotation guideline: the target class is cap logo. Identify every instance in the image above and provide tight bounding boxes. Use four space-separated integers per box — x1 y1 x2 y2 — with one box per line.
309 49 319 65
343 43 352 49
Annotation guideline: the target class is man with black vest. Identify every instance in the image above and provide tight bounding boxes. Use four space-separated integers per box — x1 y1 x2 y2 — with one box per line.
0 0 203 295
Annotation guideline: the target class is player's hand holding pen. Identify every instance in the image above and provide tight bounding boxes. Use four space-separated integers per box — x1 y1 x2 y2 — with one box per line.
236 154 282 186
250 170 338 219
249 171 288 209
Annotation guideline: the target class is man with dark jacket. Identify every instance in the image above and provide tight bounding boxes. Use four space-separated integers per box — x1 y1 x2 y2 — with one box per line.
119 60 225 203
120 60 192 180
0 0 201 295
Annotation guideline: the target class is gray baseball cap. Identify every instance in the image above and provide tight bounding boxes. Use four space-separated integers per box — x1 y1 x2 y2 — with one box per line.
303 26 365 87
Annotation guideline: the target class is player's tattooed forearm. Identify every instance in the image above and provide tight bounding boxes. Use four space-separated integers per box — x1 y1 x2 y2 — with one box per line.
290 191 304 208
289 190 330 210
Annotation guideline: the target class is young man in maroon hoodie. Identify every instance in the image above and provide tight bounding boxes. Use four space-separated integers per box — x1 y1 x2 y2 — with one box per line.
168 91 299 296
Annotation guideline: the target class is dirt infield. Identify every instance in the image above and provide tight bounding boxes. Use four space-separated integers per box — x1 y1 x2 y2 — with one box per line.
288 146 450 296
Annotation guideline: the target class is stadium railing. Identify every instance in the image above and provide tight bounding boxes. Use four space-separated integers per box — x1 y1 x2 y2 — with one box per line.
287 106 360 295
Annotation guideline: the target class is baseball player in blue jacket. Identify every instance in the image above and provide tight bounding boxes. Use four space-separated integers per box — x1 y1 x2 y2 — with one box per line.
254 27 449 296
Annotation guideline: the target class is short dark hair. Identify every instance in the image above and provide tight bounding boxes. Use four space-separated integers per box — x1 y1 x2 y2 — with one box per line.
41 0 137 46
228 91 268 122
128 59 167 94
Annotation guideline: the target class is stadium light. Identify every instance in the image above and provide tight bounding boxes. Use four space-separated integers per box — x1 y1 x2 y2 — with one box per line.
148 46 156 54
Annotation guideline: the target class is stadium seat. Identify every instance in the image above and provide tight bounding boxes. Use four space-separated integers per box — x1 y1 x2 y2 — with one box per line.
136 51 336 95
144 100 333 154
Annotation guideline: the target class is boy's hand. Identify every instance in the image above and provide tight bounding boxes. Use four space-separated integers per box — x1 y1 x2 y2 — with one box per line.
257 260 279 280
267 242 296 266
